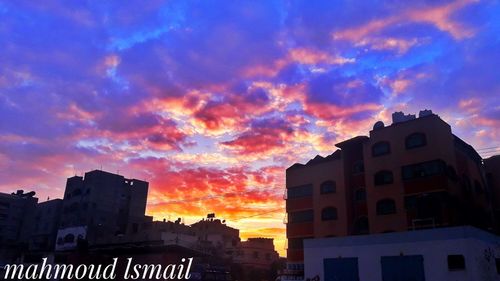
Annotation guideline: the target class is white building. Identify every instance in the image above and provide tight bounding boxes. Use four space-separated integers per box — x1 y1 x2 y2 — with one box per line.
303 226 500 281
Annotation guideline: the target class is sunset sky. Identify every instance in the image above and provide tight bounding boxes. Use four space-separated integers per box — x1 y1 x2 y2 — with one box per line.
1 0 499 256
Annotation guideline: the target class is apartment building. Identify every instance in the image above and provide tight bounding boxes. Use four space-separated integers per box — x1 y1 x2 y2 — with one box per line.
285 110 493 269
56 170 149 250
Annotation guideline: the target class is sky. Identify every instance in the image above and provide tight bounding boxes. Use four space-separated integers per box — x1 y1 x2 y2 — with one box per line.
0 0 499 256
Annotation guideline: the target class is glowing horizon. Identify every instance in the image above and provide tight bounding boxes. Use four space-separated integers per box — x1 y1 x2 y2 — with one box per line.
1 1 499 257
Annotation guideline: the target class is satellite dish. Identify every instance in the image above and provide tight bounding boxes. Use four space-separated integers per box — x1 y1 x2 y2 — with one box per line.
373 121 385 130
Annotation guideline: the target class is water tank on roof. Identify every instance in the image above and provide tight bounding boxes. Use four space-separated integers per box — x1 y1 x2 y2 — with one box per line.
373 121 385 130
419 109 433 117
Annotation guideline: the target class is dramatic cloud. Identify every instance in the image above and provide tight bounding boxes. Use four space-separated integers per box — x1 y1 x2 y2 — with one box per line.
1 0 499 255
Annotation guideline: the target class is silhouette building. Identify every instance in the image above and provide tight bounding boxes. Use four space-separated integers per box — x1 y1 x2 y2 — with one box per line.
56 170 148 250
29 198 63 251
0 190 38 247
285 110 495 269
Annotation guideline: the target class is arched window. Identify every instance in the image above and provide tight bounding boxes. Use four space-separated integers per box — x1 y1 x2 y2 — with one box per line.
372 141 391 156
320 181 336 194
374 170 394 185
353 217 369 235
376 199 396 215
321 207 338 221
354 188 366 201
405 133 427 149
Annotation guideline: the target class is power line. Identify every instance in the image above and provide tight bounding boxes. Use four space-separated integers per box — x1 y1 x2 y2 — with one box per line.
155 189 283 205
233 208 285 221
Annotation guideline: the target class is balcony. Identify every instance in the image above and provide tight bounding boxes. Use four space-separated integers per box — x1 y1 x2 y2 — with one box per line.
286 197 313 212
286 222 314 237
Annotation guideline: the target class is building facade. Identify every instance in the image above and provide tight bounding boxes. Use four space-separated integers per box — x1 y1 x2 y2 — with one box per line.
29 198 63 251
303 226 500 281
0 190 38 262
285 110 494 273
234 238 279 269
56 170 149 250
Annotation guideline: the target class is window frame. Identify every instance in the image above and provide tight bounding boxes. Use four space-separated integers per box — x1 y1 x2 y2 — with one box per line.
405 132 427 150
376 199 396 215
374 170 394 185
320 180 337 194
372 141 391 157
321 207 338 221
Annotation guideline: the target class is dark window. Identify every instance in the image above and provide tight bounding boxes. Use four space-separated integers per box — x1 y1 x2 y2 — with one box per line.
353 217 369 235
72 188 82 196
287 184 313 199
374 170 394 185
63 234 75 243
354 188 366 201
402 160 446 180
352 161 365 174
320 181 336 194
496 258 500 274
321 207 338 221
447 255 466 271
405 133 427 149
377 199 396 215
474 180 483 194
462 175 472 193
289 210 314 223
372 142 391 157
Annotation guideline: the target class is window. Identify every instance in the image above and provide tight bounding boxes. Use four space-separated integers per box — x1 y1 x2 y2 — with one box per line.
352 161 365 174
320 181 336 194
462 175 472 193
353 217 369 235
253 251 259 259
496 258 500 274
289 210 314 223
376 199 396 215
402 160 446 180
287 184 313 199
321 207 338 221
405 133 427 149
374 170 394 185
354 188 366 201
63 234 75 243
474 180 483 194
447 255 465 271
372 142 391 157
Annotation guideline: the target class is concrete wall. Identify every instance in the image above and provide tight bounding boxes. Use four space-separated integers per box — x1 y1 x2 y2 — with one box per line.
304 227 500 281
